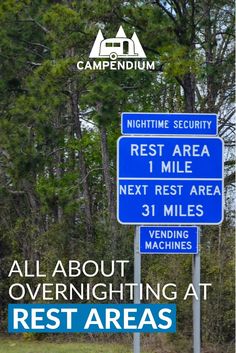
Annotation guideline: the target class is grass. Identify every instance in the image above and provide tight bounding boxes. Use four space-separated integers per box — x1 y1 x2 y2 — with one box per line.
0 338 142 353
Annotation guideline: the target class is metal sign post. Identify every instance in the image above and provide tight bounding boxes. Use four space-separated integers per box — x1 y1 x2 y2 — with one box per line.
193 228 201 353
117 112 223 353
134 226 141 353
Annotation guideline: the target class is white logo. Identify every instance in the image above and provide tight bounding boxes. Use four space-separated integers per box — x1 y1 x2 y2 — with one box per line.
89 26 146 61
77 25 155 70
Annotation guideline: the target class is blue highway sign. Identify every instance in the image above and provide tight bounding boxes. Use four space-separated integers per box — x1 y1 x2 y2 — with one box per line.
122 113 217 136
118 137 223 179
140 226 198 254
117 136 223 225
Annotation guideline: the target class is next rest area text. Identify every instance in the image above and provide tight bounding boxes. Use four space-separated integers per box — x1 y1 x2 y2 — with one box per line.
119 184 221 196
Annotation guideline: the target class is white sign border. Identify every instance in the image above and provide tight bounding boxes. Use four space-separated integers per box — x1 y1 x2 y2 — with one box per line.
121 112 218 136
139 226 199 255
116 135 224 225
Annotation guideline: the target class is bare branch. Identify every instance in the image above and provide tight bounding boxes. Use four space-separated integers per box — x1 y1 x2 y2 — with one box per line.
225 172 236 186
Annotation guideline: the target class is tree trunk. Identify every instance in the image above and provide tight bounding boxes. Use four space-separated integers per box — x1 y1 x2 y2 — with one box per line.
70 89 94 244
174 1 196 113
100 125 118 256
183 73 196 112
203 1 214 111
55 111 63 223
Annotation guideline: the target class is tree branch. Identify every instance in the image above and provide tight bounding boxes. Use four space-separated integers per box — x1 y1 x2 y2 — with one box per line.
153 0 177 24
224 172 235 186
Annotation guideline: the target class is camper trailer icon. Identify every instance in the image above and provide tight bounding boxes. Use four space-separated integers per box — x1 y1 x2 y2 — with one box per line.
100 37 136 60
89 26 146 60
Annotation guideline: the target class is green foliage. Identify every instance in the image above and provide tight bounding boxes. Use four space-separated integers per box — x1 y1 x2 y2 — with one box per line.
160 45 202 78
0 1 234 351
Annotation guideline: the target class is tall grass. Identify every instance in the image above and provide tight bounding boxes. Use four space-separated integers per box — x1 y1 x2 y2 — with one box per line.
0 339 135 353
